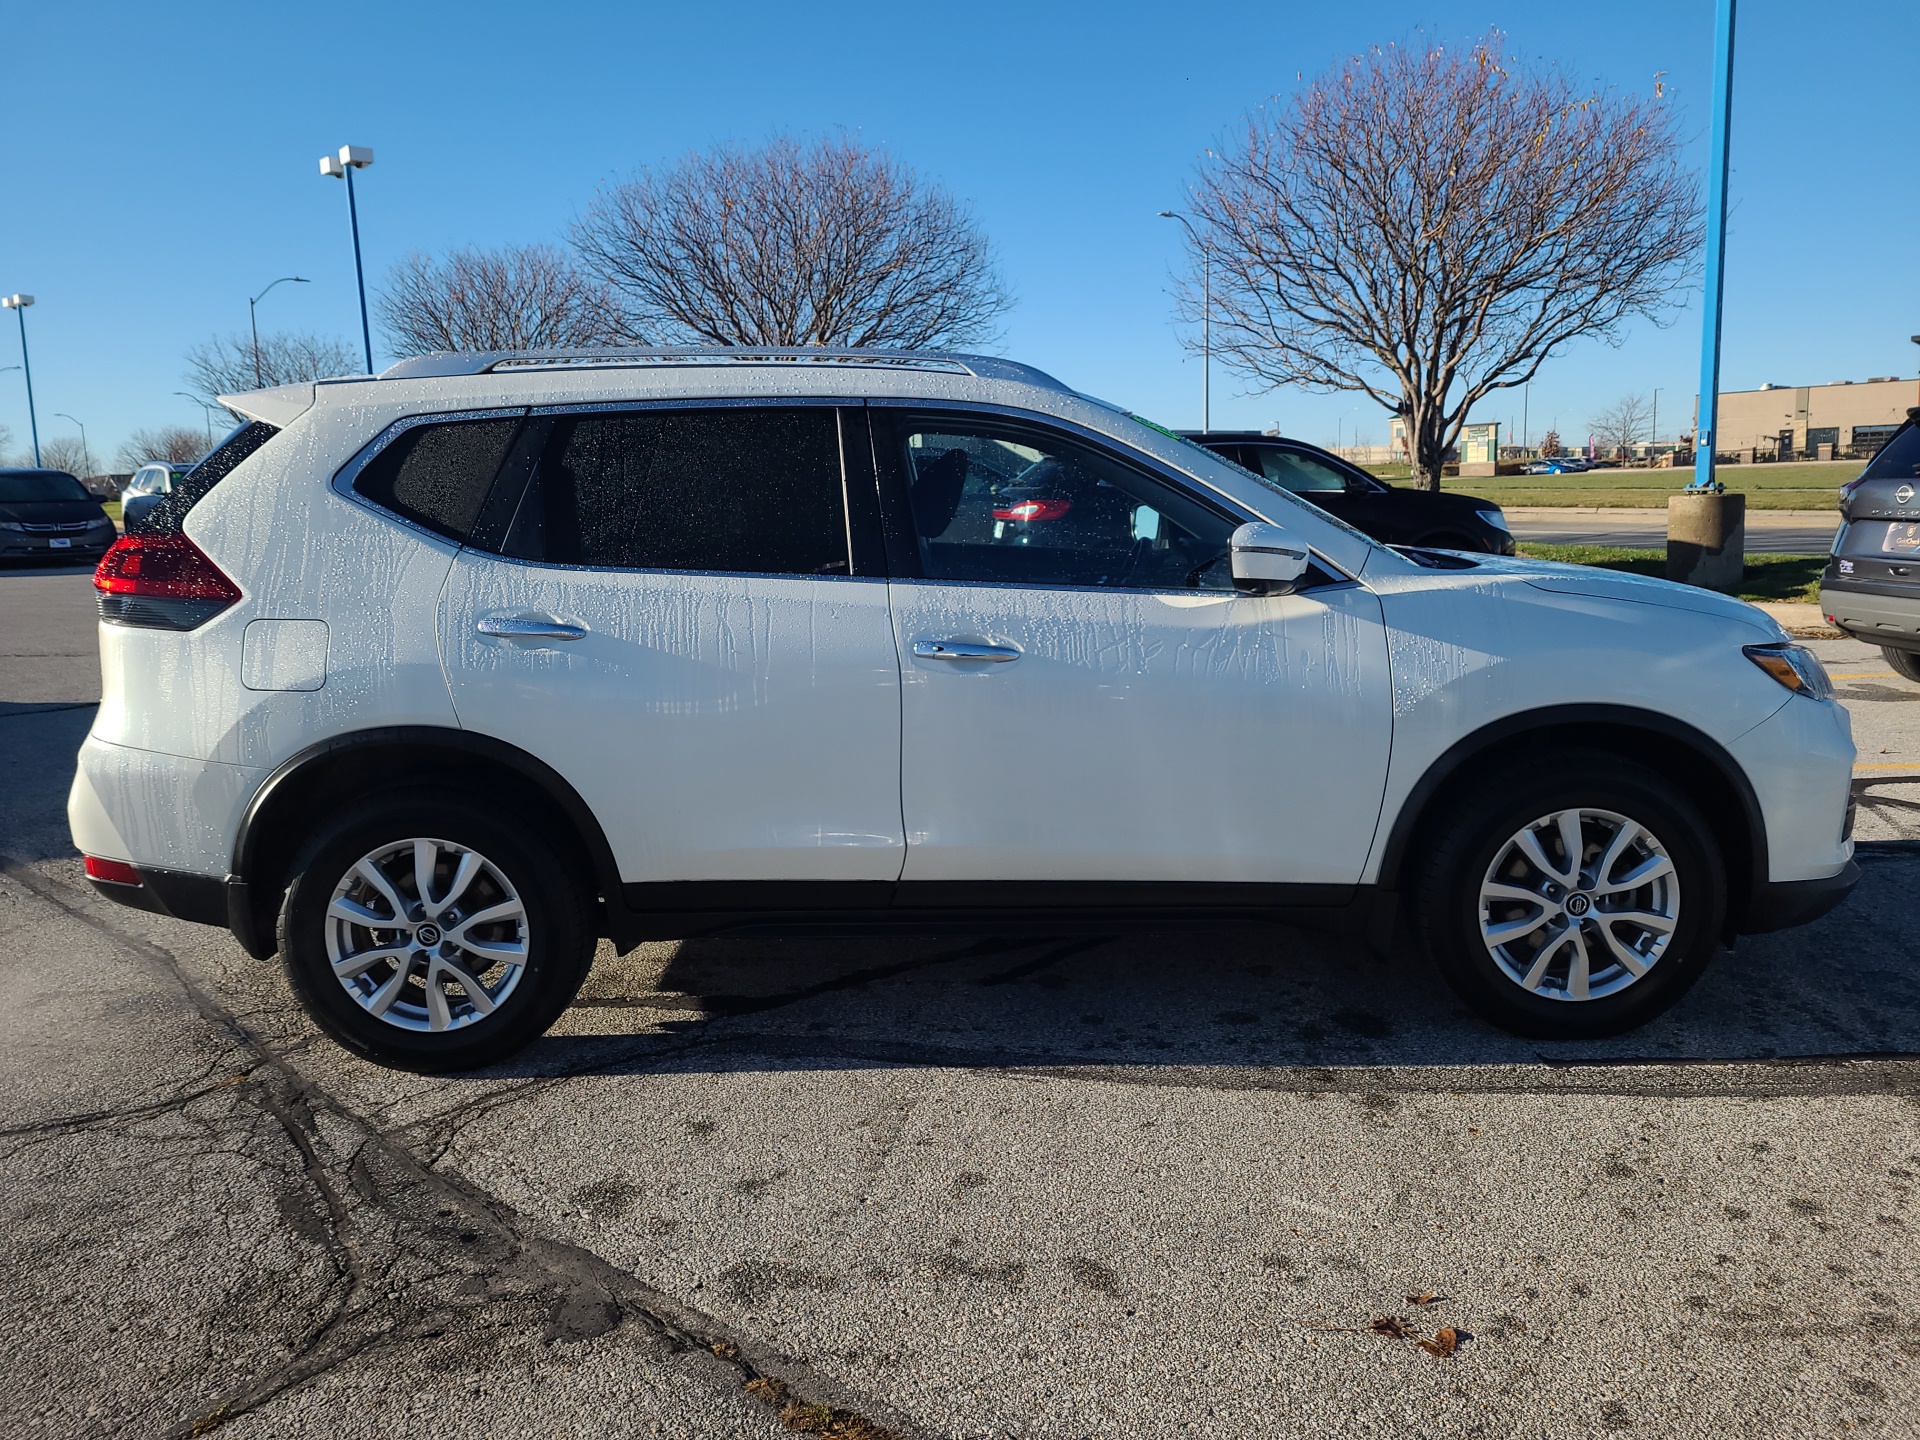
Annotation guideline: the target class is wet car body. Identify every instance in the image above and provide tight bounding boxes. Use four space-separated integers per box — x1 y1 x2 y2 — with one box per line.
0 469 117 562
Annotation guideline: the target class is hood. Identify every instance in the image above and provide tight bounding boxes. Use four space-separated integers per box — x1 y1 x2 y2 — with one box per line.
1448 551 1783 635
0 498 109 525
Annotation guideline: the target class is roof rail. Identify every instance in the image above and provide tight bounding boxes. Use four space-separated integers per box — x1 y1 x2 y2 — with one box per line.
377 346 1069 391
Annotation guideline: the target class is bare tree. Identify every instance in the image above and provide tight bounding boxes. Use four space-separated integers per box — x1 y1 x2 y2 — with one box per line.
1181 34 1702 489
116 426 209 470
572 134 1011 349
1590 392 1653 459
185 331 359 410
377 243 623 355
40 435 95 477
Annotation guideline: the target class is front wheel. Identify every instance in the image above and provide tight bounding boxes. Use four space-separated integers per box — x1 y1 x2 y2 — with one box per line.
1882 646 1920 684
1411 752 1726 1039
278 792 594 1071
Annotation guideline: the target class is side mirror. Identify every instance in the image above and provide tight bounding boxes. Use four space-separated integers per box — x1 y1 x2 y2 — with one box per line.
1229 522 1310 596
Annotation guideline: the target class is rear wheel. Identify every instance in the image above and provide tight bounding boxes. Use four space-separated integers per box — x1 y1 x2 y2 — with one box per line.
1412 751 1726 1039
1882 646 1920 684
278 791 593 1071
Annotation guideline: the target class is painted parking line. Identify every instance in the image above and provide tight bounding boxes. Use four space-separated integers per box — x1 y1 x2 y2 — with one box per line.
1832 672 1899 680
1852 763 1920 773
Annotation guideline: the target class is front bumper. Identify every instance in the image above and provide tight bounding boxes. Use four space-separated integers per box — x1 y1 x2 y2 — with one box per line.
1741 860 1860 934
1819 582 1920 653
1 533 113 560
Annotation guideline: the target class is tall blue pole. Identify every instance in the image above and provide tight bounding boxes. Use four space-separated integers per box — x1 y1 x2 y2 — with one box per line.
13 306 39 467
1691 0 1737 491
341 168 370 378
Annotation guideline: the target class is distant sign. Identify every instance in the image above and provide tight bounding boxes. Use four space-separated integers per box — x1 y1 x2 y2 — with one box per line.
1460 422 1500 465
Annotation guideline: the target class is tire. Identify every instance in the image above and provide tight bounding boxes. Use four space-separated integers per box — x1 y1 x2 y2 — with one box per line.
277 790 594 1072
1883 646 1920 684
1411 750 1726 1039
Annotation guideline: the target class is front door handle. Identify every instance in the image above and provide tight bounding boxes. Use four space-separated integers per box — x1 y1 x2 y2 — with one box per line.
912 639 1022 663
476 615 588 641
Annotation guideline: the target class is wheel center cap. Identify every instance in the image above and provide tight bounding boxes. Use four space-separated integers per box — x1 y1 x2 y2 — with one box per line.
415 922 443 946
1564 893 1592 918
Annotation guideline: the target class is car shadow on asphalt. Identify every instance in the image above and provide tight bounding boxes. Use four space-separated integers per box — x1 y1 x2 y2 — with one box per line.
513 845 1920 1082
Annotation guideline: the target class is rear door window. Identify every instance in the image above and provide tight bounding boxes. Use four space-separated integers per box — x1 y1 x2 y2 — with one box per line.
500 406 850 576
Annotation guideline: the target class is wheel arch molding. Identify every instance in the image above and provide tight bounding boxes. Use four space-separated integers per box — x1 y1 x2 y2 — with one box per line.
228 726 638 959
1376 704 1769 930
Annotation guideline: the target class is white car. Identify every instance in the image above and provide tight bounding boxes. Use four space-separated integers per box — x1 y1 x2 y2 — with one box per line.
69 349 1857 1070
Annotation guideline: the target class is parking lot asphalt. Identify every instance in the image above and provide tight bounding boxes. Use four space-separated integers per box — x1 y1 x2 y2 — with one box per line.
5 561 1920 1439
1504 507 1841 554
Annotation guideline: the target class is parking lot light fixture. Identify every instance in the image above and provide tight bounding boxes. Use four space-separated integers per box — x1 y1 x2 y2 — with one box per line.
2 294 41 466
248 277 310 388
174 391 225 447
53 412 91 477
319 146 376 374
1159 211 1210 433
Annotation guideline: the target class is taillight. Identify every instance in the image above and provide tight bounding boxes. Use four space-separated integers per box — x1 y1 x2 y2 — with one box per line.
993 498 1073 522
94 533 241 630
84 856 143 886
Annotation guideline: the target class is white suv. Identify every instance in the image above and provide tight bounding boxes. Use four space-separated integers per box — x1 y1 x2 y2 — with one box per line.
69 350 1857 1070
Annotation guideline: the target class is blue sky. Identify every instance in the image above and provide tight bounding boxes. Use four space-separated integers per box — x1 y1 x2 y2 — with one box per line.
1 0 1915 466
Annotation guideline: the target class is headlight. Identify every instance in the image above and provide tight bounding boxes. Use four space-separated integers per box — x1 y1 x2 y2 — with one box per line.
1743 642 1832 700
0 521 23 532
1476 508 1510 532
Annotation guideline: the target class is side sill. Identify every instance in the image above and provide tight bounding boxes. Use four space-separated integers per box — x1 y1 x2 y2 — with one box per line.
618 879 1364 940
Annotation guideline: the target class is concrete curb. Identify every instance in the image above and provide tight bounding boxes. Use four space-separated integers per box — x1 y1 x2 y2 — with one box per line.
1752 601 1843 638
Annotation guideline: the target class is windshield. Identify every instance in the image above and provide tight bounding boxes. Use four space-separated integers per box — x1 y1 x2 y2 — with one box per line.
1127 415 1377 545
0 472 90 503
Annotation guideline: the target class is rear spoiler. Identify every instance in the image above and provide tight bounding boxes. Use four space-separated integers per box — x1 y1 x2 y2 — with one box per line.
215 381 316 429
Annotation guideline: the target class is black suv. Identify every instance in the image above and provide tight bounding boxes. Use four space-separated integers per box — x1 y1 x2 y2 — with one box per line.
1821 409 1920 682
1183 432 1515 555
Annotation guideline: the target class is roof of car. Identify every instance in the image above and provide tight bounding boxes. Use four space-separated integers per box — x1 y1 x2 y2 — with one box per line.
218 346 1077 429
1177 430 1283 443
0 467 82 480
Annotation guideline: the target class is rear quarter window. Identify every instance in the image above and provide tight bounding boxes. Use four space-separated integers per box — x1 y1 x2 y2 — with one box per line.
351 416 524 543
1860 422 1920 480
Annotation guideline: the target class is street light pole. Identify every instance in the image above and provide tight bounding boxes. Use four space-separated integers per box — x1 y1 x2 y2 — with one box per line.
2 295 40 466
173 392 225 448
1651 388 1661 461
1158 211 1210 433
320 146 376 374
248 276 310 388
1690 0 1738 492
52 412 90 477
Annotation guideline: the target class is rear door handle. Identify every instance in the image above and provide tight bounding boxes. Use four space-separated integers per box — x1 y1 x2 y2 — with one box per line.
476 615 588 641
912 639 1022 663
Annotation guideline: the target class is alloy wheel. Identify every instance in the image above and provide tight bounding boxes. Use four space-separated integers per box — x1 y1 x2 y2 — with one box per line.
324 837 529 1032
1477 807 1680 1002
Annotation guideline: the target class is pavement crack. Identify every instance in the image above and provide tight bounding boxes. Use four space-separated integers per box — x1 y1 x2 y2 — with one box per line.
3 858 936 1440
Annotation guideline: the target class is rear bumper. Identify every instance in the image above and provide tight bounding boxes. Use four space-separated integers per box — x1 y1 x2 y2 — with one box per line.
85 865 229 926
1739 860 1860 935
1819 584 1920 653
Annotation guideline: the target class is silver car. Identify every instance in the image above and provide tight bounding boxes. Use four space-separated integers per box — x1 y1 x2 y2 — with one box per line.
120 462 195 529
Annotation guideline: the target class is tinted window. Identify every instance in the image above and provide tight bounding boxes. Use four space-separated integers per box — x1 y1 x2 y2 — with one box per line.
135 421 281 535
1861 422 1920 480
503 407 848 575
895 416 1235 590
353 417 522 542
0 472 89 502
1244 447 1348 493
